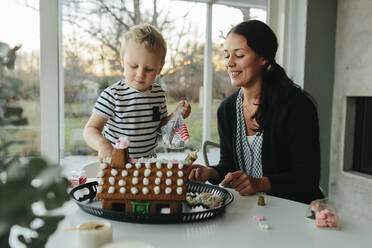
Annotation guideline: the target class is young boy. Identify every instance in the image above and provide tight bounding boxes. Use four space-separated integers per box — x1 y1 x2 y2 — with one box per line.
84 24 191 162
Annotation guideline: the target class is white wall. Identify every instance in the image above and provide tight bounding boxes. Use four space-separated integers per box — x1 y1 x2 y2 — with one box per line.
329 0 372 220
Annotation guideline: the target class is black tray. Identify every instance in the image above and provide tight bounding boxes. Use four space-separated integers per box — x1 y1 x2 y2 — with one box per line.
70 181 234 224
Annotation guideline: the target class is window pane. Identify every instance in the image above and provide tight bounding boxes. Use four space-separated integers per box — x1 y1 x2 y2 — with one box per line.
60 0 266 168
0 0 40 157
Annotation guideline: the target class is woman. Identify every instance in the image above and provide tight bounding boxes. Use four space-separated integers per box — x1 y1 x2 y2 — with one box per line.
188 20 323 204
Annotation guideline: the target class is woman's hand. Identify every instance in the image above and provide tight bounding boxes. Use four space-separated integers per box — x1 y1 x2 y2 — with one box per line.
221 171 271 196
176 100 191 119
98 144 113 163
188 164 211 183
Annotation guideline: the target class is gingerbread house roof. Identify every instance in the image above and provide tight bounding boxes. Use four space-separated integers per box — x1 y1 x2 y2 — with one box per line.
96 150 188 202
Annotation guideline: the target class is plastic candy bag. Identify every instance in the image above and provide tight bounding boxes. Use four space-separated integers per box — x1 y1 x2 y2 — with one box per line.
161 106 190 149
307 198 339 228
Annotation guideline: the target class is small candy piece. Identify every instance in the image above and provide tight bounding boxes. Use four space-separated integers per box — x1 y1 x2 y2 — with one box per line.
133 170 139 177
154 186 160 195
156 161 162 169
144 169 151 177
155 178 161 185
132 177 138 185
167 162 173 169
118 179 126 186
119 187 126 194
156 171 163 177
135 162 142 169
111 169 118 176
97 178 104 185
97 186 103 193
177 187 183 195
109 176 115 185
131 187 138 194
166 171 173 177
178 171 184 177
145 161 151 168
97 171 104 177
125 163 132 169
142 187 149 195
121 170 128 177
108 186 115 194
258 195 265 206
165 187 172 194
253 216 265 221
178 162 184 169
143 178 149 185
103 157 111 164
166 179 172 185
99 163 107 169
177 179 183 186
258 222 270 230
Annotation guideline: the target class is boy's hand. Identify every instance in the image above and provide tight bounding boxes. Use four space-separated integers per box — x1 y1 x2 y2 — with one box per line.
176 100 191 119
98 144 113 163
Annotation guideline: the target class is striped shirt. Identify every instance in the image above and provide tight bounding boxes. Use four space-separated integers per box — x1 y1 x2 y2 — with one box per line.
93 80 168 158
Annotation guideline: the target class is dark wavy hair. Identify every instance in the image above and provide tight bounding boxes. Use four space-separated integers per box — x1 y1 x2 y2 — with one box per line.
227 20 298 133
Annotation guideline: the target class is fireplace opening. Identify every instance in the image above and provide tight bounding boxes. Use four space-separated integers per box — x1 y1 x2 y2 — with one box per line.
352 97 372 175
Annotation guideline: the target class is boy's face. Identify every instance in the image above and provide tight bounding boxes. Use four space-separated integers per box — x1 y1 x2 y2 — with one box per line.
121 39 164 92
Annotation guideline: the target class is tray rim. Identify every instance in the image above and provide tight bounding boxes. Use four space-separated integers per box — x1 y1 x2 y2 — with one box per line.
70 181 234 223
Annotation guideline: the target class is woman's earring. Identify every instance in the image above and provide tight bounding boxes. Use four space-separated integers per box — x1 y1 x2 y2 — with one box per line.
266 64 272 72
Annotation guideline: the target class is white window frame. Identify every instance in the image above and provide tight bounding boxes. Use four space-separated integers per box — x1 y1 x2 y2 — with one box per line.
39 0 269 164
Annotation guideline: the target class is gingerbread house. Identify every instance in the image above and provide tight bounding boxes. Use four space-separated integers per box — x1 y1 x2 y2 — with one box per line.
96 137 189 214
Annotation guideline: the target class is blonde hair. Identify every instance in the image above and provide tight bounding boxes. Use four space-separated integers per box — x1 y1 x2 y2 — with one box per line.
120 24 167 64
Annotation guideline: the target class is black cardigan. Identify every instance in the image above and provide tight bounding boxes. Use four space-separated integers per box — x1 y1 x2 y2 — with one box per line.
210 86 323 204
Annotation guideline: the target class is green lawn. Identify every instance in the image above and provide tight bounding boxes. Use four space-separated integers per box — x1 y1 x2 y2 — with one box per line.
4 100 221 156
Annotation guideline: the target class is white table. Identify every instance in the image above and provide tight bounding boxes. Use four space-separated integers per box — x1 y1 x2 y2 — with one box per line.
47 188 372 248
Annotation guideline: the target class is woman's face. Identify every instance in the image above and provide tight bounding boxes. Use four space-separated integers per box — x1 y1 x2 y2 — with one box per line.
223 33 267 88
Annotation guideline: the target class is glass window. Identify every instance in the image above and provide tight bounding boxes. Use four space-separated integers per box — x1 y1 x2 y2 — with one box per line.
0 0 40 157
60 0 266 167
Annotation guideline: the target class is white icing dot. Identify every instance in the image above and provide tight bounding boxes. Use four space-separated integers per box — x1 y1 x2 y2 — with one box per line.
165 187 172 194
166 171 173 177
109 177 115 185
132 177 138 185
97 171 104 177
143 178 149 185
131 187 138 194
135 162 142 169
118 179 126 186
108 186 115 194
142 187 149 195
111 169 118 176
178 162 184 169
154 186 160 195
177 179 183 186
145 161 151 168
144 169 151 177
167 162 173 169
125 163 132 169
156 171 163 177
178 171 184 177
120 187 126 194
103 157 111 163
99 163 107 169
97 178 104 185
149 158 157 163
166 179 172 185
177 187 183 195
121 170 128 177
155 178 161 185
133 170 139 177
97 186 103 193
156 161 162 169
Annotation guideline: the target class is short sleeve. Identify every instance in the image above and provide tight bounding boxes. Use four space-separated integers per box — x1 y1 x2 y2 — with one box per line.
93 87 116 120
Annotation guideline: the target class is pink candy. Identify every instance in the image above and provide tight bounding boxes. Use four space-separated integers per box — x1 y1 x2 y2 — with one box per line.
115 136 130 149
253 216 265 221
315 209 338 228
